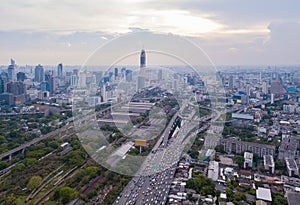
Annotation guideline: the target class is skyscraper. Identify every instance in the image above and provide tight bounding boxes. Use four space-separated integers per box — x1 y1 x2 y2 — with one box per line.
136 76 145 91
125 70 133 82
140 49 146 68
262 81 268 95
17 72 26 81
57 63 63 77
158 69 163 81
140 49 147 80
79 71 87 88
0 77 4 94
7 58 16 81
34 64 44 82
0 72 8 93
114 67 118 80
228 75 234 90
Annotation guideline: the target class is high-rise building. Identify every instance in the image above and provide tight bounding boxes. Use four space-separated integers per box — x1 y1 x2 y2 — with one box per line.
140 49 146 68
125 70 133 82
57 63 63 77
7 81 27 104
262 80 268 95
17 72 26 81
44 71 56 94
7 59 16 81
158 69 163 81
0 77 5 94
71 74 78 86
79 71 87 88
0 72 8 93
228 75 234 90
114 67 118 80
140 49 146 78
136 76 145 91
34 64 44 82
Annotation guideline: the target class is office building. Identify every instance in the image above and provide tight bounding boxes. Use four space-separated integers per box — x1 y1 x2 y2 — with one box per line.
34 64 44 82
158 69 163 81
140 49 146 78
114 67 118 80
71 74 79 86
57 63 63 77
228 75 234 90
140 49 146 68
7 59 16 81
136 76 145 91
6 81 27 104
16 72 26 81
262 80 268 95
125 70 133 82
79 71 87 88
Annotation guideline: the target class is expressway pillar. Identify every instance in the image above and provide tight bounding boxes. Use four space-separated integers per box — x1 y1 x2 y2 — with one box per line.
9 154 12 161
22 148 25 154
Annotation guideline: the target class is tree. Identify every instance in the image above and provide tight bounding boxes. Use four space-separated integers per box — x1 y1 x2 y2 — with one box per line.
0 161 8 170
233 155 244 168
273 194 288 205
54 186 78 204
186 174 216 196
88 190 97 199
215 144 225 154
27 175 42 190
24 158 38 166
190 147 199 159
12 163 25 172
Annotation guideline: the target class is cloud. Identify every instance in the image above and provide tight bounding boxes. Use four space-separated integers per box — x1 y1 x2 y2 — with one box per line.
0 1 299 65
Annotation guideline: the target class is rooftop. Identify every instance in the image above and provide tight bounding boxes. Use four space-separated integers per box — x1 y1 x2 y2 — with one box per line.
286 159 299 170
256 187 272 202
263 155 274 167
244 152 253 160
287 191 300 205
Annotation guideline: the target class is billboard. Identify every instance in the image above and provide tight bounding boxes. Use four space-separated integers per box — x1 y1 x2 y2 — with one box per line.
135 139 147 147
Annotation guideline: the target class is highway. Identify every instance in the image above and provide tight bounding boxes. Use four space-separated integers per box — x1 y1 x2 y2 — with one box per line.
114 101 205 205
113 97 281 205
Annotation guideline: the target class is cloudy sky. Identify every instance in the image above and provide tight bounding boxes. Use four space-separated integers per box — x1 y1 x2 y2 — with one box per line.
0 0 300 65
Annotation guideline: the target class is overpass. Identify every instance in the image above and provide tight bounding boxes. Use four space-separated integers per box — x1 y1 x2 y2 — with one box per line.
0 123 74 161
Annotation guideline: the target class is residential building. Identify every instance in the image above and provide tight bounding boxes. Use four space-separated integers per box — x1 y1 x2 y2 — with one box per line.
219 138 275 158
263 155 275 174
286 159 299 177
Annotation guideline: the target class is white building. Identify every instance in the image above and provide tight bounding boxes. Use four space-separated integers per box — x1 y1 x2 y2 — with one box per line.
207 160 219 181
244 152 253 169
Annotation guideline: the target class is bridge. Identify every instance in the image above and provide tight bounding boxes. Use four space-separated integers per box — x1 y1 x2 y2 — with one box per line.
0 123 74 161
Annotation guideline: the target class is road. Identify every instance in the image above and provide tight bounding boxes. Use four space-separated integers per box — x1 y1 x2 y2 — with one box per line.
114 101 204 205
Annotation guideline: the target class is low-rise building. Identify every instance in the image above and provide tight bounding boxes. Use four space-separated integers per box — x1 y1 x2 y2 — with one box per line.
244 152 253 169
263 155 275 174
286 191 300 205
256 187 272 203
286 159 299 177
207 160 219 181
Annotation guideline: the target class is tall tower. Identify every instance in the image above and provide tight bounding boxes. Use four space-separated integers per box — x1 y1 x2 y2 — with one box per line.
140 49 146 68
34 64 44 82
57 63 63 77
140 49 147 81
8 58 16 81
